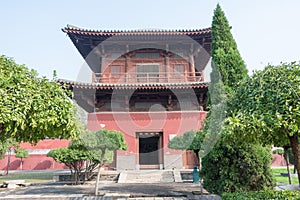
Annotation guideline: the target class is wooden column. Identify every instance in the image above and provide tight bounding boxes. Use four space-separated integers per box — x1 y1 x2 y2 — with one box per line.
158 133 163 167
125 55 129 82
165 44 170 83
189 54 196 81
136 133 140 170
125 95 129 111
125 45 129 82
189 44 196 81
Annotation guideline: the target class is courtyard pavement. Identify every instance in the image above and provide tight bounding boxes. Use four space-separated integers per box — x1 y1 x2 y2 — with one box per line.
0 181 221 200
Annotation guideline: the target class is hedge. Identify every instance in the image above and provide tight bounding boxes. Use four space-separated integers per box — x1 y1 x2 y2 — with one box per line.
200 142 275 195
222 190 300 200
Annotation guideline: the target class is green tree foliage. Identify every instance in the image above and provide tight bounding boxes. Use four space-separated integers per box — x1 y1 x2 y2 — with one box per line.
15 147 28 170
168 130 197 150
0 139 15 159
222 190 300 200
0 55 77 143
200 141 275 195
199 3 247 158
79 129 127 195
225 62 300 185
15 148 29 159
168 130 204 157
272 148 284 155
0 138 18 175
211 4 248 90
47 146 90 184
200 4 276 194
47 136 113 184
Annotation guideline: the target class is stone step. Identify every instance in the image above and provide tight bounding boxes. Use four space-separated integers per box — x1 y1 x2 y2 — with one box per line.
118 170 175 183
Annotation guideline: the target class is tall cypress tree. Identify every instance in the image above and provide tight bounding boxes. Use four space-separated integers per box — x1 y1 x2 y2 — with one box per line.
200 4 275 195
211 4 248 90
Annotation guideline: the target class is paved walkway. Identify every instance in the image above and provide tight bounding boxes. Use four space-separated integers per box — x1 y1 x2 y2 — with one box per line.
0 181 221 200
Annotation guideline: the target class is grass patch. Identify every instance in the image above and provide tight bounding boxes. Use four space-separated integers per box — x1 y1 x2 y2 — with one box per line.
0 171 53 184
272 167 298 184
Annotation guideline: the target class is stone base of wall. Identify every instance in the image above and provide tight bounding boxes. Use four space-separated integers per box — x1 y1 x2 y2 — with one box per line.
163 154 183 170
116 155 136 170
116 154 183 170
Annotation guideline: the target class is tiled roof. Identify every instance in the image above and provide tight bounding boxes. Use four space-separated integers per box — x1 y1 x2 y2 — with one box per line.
58 79 209 90
62 24 211 36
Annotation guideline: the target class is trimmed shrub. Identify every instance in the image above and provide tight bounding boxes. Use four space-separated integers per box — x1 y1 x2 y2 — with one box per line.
272 148 284 155
222 190 300 200
200 140 275 195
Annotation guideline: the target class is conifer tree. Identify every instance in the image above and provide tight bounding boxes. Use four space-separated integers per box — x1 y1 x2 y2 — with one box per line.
200 4 275 194
211 4 248 90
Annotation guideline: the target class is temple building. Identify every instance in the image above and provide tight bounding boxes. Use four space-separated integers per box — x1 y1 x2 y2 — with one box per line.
59 25 212 170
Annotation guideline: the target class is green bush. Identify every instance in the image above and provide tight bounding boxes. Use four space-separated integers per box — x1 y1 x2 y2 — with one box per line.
272 148 284 155
222 190 300 200
15 148 29 159
200 140 275 195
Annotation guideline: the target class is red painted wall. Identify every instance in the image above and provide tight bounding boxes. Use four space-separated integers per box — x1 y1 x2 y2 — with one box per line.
87 111 207 156
0 112 207 170
0 139 70 170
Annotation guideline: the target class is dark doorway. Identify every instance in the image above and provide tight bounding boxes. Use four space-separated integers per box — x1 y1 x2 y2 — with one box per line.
139 136 159 165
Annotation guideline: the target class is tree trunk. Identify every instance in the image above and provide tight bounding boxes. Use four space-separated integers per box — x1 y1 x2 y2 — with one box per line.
5 149 11 175
85 160 89 181
284 146 292 184
20 158 23 171
95 149 106 195
194 149 200 169
288 133 300 186
73 163 78 185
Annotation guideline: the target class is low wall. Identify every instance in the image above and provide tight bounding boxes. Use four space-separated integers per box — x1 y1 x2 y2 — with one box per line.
0 139 70 170
0 154 68 170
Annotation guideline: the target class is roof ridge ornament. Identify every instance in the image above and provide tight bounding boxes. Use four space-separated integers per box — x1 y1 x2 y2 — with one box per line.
66 24 81 30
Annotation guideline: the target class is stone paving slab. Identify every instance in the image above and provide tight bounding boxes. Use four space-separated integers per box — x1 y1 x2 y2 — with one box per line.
0 181 219 200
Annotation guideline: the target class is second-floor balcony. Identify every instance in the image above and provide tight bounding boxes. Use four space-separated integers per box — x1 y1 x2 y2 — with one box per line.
93 72 203 84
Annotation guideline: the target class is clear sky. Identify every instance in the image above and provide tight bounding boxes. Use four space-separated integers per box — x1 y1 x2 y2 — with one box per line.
1 0 299 80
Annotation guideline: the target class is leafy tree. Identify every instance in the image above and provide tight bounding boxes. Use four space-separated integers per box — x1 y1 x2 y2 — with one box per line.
0 139 18 175
47 137 109 184
211 4 248 91
0 139 15 160
168 130 205 167
47 146 90 184
225 62 300 185
15 147 29 170
0 55 77 143
200 141 275 195
80 129 127 195
69 136 114 182
272 148 284 155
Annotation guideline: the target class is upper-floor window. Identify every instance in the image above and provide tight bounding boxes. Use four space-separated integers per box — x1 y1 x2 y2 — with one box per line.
105 102 123 110
175 52 185 57
135 52 160 58
111 53 122 58
136 64 159 82
111 65 121 77
174 64 185 76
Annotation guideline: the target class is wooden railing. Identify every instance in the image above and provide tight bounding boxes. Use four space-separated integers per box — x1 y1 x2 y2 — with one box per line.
93 72 203 83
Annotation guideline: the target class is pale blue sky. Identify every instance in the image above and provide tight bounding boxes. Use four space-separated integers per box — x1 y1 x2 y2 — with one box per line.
1 0 299 80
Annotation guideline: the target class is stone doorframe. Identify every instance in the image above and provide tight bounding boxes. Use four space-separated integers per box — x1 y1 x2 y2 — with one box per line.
135 131 164 170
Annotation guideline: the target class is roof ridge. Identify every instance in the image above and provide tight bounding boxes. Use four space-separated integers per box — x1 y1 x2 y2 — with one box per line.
62 24 212 34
